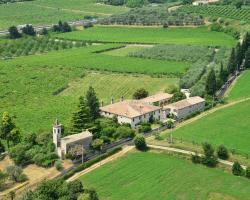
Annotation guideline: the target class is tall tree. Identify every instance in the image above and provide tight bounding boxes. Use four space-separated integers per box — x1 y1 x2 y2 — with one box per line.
244 47 250 69
242 32 250 56
0 112 20 148
206 69 217 96
86 86 100 120
227 48 237 74
70 96 91 133
235 42 243 68
219 62 227 83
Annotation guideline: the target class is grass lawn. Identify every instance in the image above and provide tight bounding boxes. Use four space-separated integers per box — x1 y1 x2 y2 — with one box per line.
57 26 236 46
227 70 250 101
80 151 250 200
0 0 128 29
0 64 177 133
169 100 250 155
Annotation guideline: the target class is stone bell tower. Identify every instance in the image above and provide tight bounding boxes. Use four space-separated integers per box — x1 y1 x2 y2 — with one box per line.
53 119 62 149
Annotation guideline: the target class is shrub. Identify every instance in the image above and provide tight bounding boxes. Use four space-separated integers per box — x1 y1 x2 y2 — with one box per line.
138 122 151 133
170 91 186 103
245 167 250 179
217 145 229 160
55 160 63 171
232 161 244 176
0 140 5 154
191 153 201 164
5 165 27 183
165 84 178 94
115 126 135 139
132 88 148 99
134 134 147 151
91 139 104 151
201 142 217 167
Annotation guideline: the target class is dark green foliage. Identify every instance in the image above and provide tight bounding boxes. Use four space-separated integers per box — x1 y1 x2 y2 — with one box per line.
126 0 146 7
91 139 104 151
101 6 204 26
0 140 5 154
0 170 7 191
206 69 217 96
138 122 152 133
22 25 36 36
227 48 237 74
234 0 243 9
0 0 32 4
219 62 227 84
70 96 91 134
246 167 250 178
183 0 193 4
40 28 48 35
134 134 147 151
244 48 250 68
217 145 229 160
133 88 149 99
53 21 72 33
86 86 100 120
170 91 186 103
232 161 244 176
191 153 201 164
8 26 21 39
201 142 217 167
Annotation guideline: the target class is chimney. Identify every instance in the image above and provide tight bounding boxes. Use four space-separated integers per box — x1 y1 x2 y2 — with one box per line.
121 96 124 102
111 97 114 104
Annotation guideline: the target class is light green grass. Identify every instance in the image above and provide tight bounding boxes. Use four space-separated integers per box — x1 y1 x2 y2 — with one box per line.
227 70 250 101
170 100 250 155
80 151 250 200
101 45 150 56
57 26 236 46
0 67 177 133
0 0 128 29
1 44 189 75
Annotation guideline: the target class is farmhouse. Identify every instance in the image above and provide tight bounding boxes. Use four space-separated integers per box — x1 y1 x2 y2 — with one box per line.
100 100 161 128
163 96 205 120
140 92 173 106
192 0 219 5
53 120 93 159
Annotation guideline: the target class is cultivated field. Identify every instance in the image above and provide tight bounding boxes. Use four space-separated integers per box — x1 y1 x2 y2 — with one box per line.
169 100 250 155
80 151 250 200
0 0 128 29
0 67 177 133
227 70 250 101
57 26 236 46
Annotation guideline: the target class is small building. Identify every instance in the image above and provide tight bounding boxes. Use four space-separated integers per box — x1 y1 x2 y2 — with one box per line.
53 120 93 159
100 100 161 128
140 92 173 106
192 0 219 5
162 96 205 120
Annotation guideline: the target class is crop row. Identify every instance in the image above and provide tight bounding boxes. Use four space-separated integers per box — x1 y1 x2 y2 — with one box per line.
179 5 250 22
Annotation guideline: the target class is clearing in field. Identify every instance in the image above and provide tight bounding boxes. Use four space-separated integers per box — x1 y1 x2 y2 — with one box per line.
57 26 236 46
80 151 250 200
0 68 178 133
227 70 250 101
169 99 250 155
0 0 128 29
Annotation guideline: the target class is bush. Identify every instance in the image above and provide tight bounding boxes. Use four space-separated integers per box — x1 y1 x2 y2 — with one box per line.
191 153 201 164
134 134 147 151
55 160 63 171
165 84 178 94
115 126 135 139
217 145 229 160
201 142 217 167
132 88 148 99
170 91 186 103
138 122 151 133
5 165 27 183
232 161 244 176
245 167 250 179
0 141 5 154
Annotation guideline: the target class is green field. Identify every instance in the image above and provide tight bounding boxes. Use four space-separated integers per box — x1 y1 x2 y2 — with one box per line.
101 45 150 56
57 26 236 46
0 65 177 133
169 100 250 155
80 151 250 200
0 0 128 29
0 44 188 75
227 70 250 100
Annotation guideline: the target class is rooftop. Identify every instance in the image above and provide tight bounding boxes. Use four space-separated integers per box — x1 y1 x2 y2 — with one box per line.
140 92 173 104
100 100 160 118
164 96 205 110
61 130 92 144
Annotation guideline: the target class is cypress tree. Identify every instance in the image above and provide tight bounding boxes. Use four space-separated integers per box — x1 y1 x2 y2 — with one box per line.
86 86 100 120
227 48 237 74
244 48 250 69
219 62 227 83
206 69 217 96
235 42 243 67
70 96 91 133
